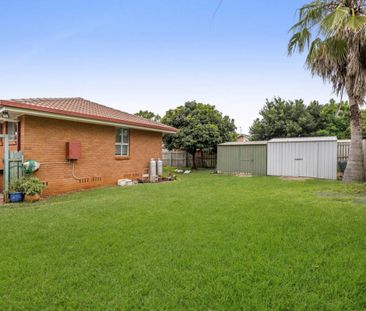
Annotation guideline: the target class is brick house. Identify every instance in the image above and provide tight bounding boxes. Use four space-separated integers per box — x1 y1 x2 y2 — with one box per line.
0 98 176 195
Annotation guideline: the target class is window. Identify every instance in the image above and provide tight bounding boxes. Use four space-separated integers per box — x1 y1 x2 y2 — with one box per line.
115 128 129 156
7 122 17 141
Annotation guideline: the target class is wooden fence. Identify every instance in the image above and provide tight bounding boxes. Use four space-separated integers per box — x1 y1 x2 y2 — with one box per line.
162 150 187 167
337 140 351 161
162 150 217 168
337 140 366 162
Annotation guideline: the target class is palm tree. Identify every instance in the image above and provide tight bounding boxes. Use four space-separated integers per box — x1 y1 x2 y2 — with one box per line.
288 0 366 182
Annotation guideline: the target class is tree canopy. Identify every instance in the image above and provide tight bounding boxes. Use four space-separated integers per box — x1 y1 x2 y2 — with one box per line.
249 97 366 140
162 101 236 168
135 110 161 122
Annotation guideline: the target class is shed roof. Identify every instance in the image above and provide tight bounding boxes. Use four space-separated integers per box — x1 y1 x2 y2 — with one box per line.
0 97 177 133
268 136 337 143
219 141 268 146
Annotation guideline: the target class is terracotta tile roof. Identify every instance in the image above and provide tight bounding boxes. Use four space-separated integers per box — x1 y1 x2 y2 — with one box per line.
0 97 176 133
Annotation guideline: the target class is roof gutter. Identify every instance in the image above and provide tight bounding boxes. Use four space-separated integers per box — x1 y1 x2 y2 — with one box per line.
0 105 177 134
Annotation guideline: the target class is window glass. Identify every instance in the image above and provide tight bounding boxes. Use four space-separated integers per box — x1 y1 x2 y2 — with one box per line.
7 122 17 141
115 128 129 156
115 145 122 156
123 129 129 143
115 128 122 143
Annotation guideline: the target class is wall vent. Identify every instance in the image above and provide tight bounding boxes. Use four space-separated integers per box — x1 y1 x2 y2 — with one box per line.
79 178 90 183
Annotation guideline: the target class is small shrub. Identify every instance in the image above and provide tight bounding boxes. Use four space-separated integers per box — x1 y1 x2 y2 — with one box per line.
20 177 45 195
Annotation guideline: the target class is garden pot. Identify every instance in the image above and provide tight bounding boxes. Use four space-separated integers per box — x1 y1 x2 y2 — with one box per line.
24 193 40 203
8 192 24 203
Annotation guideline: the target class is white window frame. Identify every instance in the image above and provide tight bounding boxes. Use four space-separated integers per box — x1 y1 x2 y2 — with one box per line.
115 128 130 156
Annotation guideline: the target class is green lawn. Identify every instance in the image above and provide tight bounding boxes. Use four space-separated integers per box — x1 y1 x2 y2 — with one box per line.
0 171 366 310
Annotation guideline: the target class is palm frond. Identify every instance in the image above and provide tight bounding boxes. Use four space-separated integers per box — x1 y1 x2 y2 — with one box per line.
321 5 350 35
291 1 328 32
288 28 311 55
345 15 366 31
289 0 366 100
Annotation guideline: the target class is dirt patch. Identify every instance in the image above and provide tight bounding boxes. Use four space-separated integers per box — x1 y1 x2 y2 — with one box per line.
352 197 366 205
280 176 311 181
235 173 252 178
316 191 366 206
316 192 346 198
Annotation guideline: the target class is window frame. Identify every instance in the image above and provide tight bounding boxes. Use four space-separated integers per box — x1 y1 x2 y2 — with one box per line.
115 128 130 156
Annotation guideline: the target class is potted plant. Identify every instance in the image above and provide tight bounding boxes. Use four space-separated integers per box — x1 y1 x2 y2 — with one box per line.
20 177 45 202
8 179 24 203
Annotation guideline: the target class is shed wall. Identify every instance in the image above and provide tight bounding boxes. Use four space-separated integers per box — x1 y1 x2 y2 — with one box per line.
217 144 267 175
267 140 337 179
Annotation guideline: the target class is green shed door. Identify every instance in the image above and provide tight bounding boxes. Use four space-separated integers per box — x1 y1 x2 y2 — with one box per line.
239 145 267 175
239 146 254 174
252 145 267 175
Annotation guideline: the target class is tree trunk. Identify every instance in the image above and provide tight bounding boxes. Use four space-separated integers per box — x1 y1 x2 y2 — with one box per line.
343 96 365 182
191 152 197 169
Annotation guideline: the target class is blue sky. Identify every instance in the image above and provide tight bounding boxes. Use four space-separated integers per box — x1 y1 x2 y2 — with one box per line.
0 0 337 132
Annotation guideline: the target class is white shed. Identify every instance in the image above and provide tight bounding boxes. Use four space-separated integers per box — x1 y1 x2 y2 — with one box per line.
267 137 337 180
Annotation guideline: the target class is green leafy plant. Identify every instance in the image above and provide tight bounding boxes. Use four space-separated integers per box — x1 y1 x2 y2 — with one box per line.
20 177 45 195
162 101 236 169
9 179 23 193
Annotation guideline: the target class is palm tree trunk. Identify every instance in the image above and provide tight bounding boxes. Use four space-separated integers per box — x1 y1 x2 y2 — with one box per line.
343 96 365 182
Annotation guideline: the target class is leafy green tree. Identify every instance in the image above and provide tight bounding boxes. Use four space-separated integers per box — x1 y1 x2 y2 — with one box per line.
250 98 366 140
249 98 322 140
315 99 351 138
162 101 236 169
288 0 366 182
135 110 161 122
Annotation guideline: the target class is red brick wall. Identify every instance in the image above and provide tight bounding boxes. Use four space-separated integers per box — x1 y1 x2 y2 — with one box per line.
20 115 162 195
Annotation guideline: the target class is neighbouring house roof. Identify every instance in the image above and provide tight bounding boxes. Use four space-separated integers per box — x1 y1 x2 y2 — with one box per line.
0 97 177 133
236 133 249 143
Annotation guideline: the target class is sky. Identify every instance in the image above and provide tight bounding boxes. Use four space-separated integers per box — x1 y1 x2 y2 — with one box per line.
0 0 338 133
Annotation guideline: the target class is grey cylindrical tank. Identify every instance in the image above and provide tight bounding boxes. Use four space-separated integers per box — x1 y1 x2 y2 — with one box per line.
150 158 157 182
157 158 163 176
